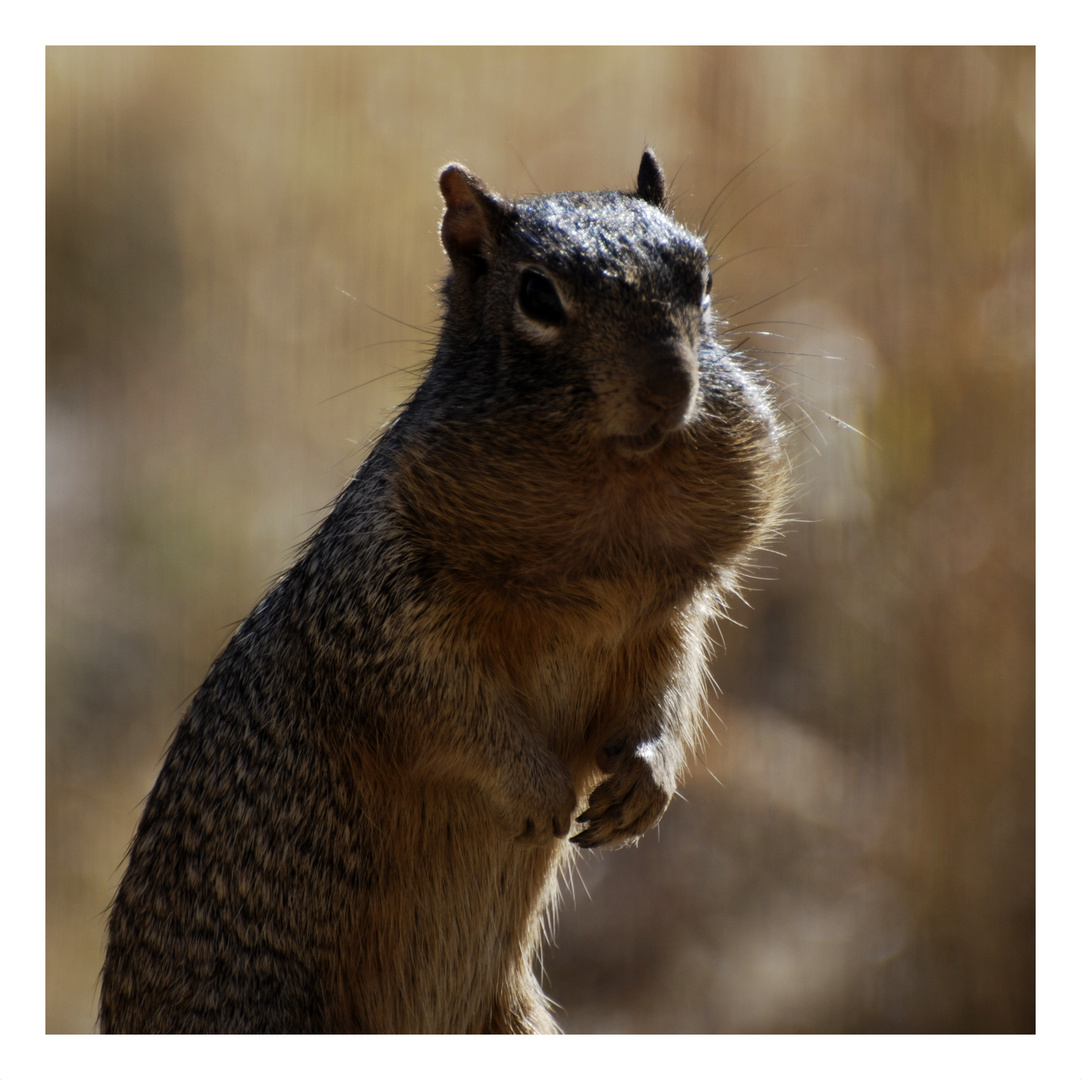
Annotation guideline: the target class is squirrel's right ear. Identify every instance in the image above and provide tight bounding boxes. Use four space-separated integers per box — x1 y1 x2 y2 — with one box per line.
439 164 506 267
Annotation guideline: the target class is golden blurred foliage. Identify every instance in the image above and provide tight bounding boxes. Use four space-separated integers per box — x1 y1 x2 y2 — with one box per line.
46 46 1034 1033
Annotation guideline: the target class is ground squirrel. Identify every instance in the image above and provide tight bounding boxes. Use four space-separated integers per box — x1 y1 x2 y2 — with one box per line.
99 151 788 1033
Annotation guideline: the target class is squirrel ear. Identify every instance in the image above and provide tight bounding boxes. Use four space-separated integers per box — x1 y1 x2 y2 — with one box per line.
636 150 666 208
439 164 505 264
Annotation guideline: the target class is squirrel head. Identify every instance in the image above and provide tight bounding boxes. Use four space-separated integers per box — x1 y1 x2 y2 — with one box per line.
390 153 785 587
434 152 714 458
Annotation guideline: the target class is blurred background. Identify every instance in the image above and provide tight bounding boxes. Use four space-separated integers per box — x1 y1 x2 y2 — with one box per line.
46 47 1034 1034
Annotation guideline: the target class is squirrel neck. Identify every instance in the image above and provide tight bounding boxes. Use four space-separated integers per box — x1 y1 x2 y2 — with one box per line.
384 403 750 608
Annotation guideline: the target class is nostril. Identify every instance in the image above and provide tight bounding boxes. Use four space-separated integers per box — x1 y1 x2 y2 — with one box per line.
640 364 695 411
634 341 699 427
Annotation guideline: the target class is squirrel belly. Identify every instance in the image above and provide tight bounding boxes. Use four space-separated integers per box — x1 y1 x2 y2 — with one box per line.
99 150 787 1034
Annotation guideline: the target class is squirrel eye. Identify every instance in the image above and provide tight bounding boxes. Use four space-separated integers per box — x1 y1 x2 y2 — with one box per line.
704 270 713 299
518 269 565 327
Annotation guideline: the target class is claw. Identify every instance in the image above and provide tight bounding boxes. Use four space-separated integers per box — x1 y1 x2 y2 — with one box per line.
570 827 601 848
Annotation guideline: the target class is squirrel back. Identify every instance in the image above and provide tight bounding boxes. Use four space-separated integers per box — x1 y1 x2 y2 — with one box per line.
99 151 787 1033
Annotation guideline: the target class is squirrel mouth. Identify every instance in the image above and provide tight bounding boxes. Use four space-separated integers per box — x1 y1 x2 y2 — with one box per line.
610 424 671 457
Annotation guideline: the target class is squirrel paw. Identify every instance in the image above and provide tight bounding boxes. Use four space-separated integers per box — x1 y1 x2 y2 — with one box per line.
570 752 673 849
500 753 577 846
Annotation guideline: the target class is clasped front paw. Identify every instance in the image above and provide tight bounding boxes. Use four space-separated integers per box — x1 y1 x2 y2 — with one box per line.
570 753 673 849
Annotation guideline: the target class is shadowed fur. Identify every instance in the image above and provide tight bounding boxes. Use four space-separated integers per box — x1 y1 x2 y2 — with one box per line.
99 150 788 1034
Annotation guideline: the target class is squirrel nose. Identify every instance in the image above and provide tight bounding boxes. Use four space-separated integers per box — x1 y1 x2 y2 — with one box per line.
631 339 700 432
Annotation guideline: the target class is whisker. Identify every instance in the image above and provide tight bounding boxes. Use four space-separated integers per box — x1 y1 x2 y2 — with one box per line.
315 365 426 406
697 145 775 236
723 272 815 321
709 182 797 258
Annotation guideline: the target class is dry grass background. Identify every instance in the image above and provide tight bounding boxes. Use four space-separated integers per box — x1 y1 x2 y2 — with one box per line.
46 46 1034 1034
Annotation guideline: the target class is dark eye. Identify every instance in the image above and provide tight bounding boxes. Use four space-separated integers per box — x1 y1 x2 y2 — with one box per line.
703 269 713 302
518 269 565 327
